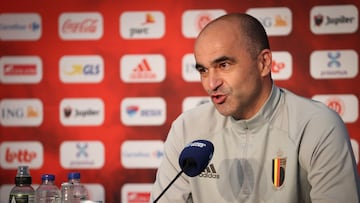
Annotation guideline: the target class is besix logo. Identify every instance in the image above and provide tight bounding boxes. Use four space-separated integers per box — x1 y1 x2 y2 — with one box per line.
59 55 104 83
0 141 43 169
121 97 166 126
120 54 165 83
120 11 165 39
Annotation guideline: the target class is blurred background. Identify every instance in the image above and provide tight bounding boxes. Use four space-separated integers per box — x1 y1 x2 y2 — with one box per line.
1 0 359 202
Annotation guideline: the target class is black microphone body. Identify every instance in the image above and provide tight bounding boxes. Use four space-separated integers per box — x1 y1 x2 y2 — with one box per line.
153 139 214 203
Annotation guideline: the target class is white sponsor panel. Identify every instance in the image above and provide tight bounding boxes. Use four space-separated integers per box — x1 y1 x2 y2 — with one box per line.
59 55 104 83
121 97 166 126
0 98 43 127
120 11 165 39
120 54 166 83
312 94 358 123
121 183 153 203
310 4 358 34
0 141 43 169
121 140 163 169
271 51 292 80
310 50 358 79
0 13 41 40
60 141 105 169
182 96 210 112
246 7 292 36
182 9 226 38
85 184 105 203
0 56 42 84
59 12 103 40
60 98 104 126
182 53 200 82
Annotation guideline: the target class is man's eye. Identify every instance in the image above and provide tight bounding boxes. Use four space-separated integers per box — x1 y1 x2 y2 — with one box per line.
219 62 229 69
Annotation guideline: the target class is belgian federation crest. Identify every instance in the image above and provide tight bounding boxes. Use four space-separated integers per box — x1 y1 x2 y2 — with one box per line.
272 157 286 188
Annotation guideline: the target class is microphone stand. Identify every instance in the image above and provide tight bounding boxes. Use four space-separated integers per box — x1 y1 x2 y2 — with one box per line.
153 160 192 203
153 169 184 203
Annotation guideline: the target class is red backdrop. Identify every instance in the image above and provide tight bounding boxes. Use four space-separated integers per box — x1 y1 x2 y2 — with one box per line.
1 0 359 202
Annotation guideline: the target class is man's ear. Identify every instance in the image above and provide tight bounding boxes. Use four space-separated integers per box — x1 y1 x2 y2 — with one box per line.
258 49 272 77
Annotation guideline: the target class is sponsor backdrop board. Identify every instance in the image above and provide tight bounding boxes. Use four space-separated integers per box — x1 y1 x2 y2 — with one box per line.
0 0 359 202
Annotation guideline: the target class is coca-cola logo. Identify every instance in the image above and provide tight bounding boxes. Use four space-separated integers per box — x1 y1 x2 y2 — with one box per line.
62 18 98 33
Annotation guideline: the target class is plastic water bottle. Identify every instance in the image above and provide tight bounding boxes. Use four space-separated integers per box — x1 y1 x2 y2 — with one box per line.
60 182 74 203
68 172 88 201
9 165 35 203
35 174 61 203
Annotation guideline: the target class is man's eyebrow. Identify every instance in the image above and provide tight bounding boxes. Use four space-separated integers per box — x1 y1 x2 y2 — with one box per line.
195 63 205 70
211 56 234 65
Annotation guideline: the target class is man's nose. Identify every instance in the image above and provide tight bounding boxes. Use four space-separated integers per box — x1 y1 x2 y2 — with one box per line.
208 69 222 92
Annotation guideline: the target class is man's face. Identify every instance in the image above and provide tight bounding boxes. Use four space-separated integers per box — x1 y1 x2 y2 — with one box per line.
194 22 266 120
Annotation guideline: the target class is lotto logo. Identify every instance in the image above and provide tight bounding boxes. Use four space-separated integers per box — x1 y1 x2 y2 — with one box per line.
0 141 43 169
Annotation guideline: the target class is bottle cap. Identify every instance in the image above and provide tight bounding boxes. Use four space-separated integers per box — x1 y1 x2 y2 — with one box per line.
15 166 32 185
41 174 55 181
68 172 80 180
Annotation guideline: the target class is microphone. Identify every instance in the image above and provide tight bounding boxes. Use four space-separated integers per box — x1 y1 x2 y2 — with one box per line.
153 139 214 203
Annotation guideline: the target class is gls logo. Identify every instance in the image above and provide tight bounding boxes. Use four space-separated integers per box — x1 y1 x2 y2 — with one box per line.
121 183 153 203
120 11 165 39
0 141 43 169
59 55 104 83
0 98 43 126
246 7 292 36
